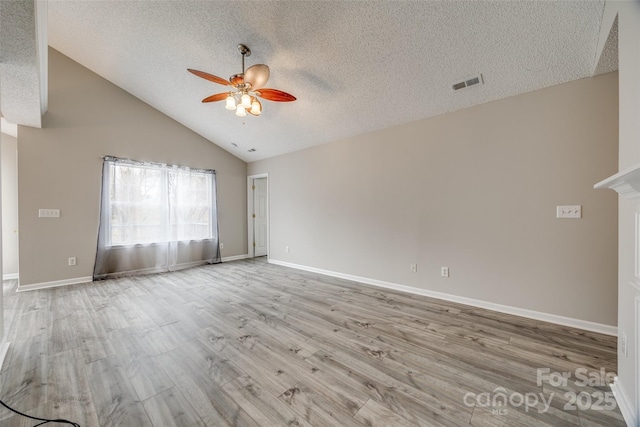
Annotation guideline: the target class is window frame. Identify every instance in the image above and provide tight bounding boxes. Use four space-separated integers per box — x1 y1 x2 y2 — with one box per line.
104 159 215 248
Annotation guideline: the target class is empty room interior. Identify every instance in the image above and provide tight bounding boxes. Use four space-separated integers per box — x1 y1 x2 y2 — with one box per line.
1 1 640 426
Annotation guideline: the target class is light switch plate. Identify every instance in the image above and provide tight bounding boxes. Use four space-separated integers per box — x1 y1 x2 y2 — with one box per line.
39 209 60 218
556 205 581 219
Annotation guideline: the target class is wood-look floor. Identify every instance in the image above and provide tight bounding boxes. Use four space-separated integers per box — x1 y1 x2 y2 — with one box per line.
0 258 626 426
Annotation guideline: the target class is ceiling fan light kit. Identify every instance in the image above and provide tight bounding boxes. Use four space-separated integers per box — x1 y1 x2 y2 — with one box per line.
188 44 295 118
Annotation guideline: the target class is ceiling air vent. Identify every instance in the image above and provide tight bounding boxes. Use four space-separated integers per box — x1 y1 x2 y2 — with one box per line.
452 74 483 91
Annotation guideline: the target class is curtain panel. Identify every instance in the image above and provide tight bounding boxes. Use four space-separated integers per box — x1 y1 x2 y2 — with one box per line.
93 156 221 280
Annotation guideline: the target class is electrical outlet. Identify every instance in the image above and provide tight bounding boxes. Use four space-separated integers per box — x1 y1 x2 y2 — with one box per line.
441 267 449 278
285 246 290 253
621 332 628 357
410 264 417 273
220 243 224 250
68 257 77 266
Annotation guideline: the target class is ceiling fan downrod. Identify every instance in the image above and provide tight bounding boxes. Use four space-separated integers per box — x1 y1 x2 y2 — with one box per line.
238 44 250 75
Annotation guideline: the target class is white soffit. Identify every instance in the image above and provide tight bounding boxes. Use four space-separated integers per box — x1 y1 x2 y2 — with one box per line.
0 0 47 129
45 1 610 162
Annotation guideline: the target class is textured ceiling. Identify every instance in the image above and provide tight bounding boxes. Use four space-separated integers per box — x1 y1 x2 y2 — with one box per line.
594 15 618 76
35 2 616 161
0 0 47 129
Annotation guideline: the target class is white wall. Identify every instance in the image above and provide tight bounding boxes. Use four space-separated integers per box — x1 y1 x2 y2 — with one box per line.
249 72 619 328
1 133 18 278
0 113 6 365
610 1 640 424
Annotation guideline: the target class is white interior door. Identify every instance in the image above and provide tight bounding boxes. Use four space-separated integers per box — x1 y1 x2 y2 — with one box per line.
253 177 268 257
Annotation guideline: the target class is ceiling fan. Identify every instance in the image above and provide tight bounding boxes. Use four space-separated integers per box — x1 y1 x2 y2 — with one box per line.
188 44 296 117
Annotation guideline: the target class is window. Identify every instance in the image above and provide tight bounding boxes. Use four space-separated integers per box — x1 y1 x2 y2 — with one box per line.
107 161 214 246
169 168 214 242
109 163 165 245
94 156 220 280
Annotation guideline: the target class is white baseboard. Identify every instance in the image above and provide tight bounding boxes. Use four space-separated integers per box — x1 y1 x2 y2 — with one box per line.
611 377 636 427
222 254 250 262
2 273 18 281
0 337 9 370
269 259 618 336
17 276 93 292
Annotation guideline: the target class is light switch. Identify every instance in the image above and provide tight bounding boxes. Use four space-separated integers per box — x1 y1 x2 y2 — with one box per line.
39 209 61 218
556 205 581 219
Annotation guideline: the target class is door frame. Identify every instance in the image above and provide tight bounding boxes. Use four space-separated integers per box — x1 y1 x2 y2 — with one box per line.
247 173 269 259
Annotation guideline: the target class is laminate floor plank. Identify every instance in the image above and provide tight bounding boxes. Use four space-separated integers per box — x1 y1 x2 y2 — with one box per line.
142 387 206 427
45 347 100 426
278 382 366 427
0 333 48 422
222 374 314 427
133 296 182 328
84 356 154 427
76 309 117 364
578 404 628 427
211 334 302 398
6 307 48 344
89 303 132 334
134 327 180 357
159 319 201 346
179 337 245 386
243 316 320 359
107 327 148 366
507 336 617 373
0 258 625 427
125 354 175 402
316 328 508 411
0 405 59 427
108 294 158 335
235 332 370 417
354 398 421 427
153 348 234 426
156 346 260 427
305 346 474 426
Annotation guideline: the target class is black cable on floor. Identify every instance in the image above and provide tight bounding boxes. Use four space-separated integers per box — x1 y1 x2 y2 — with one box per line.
0 398 80 426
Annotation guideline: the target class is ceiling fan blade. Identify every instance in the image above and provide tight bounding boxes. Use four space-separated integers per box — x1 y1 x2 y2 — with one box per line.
244 64 270 89
256 88 296 102
187 69 231 86
202 93 229 103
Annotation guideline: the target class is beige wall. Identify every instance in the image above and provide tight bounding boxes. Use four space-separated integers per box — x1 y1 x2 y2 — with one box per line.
249 71 619 326
17 48 247 286
1 133 18 277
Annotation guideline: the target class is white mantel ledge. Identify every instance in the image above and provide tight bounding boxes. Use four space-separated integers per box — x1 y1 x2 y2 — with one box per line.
595 163 640 200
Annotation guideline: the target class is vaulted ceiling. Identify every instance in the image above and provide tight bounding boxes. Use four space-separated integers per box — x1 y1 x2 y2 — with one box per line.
0 0 47 129
2 1 617 162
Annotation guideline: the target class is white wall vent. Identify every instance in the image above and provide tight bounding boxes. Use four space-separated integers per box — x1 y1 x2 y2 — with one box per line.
452 74 484 91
